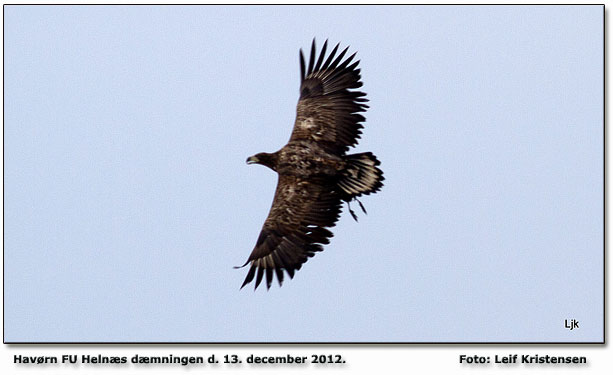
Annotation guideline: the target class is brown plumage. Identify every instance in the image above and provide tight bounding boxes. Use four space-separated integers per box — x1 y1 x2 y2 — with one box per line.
239 39 384 290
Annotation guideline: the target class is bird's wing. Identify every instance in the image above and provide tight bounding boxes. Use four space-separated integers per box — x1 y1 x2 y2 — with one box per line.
240 174 342 290
289 39 369 155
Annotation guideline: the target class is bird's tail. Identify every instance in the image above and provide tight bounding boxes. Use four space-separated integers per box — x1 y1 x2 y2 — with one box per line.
338 152 384 199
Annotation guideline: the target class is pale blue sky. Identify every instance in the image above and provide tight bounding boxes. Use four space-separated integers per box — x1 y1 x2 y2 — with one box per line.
4 5 603 342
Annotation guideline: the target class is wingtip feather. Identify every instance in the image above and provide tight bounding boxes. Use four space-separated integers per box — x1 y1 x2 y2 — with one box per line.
299 49 305 82
307 39 316 75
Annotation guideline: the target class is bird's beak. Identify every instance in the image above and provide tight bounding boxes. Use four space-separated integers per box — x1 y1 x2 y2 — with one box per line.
246 156 258 165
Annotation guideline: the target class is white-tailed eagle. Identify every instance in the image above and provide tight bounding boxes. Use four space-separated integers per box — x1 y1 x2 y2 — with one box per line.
239 39 384 290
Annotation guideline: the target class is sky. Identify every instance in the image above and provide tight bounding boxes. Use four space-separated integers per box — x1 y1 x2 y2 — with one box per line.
3 5 603 343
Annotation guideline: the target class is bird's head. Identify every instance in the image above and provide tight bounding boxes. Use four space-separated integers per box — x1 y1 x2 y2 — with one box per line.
246 152 277 171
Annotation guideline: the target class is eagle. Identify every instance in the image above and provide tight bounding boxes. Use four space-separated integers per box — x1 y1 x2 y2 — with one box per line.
239 39 384 290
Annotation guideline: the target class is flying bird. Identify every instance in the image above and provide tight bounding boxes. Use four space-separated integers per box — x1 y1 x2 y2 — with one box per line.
239 39 384 290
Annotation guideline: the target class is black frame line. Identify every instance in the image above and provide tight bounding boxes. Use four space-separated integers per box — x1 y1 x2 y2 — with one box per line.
2 3 606 345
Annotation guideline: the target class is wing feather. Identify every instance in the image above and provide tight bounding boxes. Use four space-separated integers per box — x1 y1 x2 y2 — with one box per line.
314 39 328 72
307 39 316 76
289 40 368 154
299 49 306 82
254 266 265 289
240 175 342 290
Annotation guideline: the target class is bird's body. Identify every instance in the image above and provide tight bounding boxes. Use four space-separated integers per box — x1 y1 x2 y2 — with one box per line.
251 141 345 176
240 39 384 290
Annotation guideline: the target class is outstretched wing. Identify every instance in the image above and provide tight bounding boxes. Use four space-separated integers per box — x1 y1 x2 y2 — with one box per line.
289 39 369 155
239 175 342 290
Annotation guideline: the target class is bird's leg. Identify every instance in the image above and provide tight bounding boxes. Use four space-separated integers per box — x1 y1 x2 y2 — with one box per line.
347 201 358 222
355 197 367 214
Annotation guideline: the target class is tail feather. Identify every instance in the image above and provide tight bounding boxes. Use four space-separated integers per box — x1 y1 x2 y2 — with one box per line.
338 152 384 199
